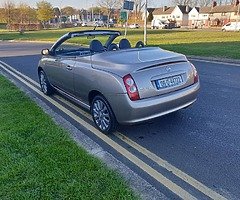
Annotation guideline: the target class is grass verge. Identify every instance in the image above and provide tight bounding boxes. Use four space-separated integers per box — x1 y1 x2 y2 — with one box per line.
0 75 137 200
0 27 240 59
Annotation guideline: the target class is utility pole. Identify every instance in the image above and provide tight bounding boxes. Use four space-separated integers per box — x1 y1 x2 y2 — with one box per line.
236 1 240 31
92 4 93 22
144 0 147 45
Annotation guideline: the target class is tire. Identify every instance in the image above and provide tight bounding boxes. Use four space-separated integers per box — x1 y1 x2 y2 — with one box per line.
91 95 117 134
38 70 54 95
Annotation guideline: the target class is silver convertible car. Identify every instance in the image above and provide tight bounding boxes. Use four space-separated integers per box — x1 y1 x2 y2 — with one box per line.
38 30 200 133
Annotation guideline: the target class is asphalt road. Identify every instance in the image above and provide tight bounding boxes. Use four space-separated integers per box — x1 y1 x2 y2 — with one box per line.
1 41 240 199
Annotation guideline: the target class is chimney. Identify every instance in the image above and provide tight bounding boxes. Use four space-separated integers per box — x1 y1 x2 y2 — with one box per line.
186 5 190 13
163 6 167 12
212 1 217 8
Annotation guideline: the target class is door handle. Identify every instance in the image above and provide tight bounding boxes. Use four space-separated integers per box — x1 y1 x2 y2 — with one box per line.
66 65 72 71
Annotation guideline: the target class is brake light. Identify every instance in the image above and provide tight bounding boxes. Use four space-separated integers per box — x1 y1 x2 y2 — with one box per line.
123 74 140 101
190 63 199 83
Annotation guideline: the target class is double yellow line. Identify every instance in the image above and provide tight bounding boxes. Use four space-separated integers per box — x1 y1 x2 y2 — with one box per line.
0 61 227 200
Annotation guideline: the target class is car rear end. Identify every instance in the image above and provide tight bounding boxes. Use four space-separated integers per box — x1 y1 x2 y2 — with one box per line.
108 57 199 124
91 47 199 125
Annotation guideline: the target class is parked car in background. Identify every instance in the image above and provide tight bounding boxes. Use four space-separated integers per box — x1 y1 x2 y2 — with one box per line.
38 30 200 134
151 19 167 29
81 21 87 27
222 22 240 31
129 23 140 29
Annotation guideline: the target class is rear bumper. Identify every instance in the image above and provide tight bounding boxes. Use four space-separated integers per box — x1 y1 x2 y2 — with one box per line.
108 82 200 124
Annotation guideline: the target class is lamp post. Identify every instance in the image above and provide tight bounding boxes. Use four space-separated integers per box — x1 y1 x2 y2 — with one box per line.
144 0 147 45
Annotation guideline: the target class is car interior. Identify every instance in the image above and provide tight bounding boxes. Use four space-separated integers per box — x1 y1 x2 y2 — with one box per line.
53 36 144 57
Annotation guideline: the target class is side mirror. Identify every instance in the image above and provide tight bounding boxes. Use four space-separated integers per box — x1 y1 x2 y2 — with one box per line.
41 49 50 55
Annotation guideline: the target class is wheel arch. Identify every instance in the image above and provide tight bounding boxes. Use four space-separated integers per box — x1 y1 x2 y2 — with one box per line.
38 66 44 74
88 90 103 105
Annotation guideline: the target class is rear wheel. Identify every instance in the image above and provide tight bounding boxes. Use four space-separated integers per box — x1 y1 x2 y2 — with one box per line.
38 70 54 95
91 95 117 134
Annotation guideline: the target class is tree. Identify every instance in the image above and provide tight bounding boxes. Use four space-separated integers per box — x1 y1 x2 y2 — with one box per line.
197 0 212 6
88 6 102 14
98 0 121 24
147 8 154 22
25 7 37 24
2 0 15 24
19 3 30 24
171 0 194 6
53 7 61 17
61 6 76 16
134 0 145 20
36 0 53 28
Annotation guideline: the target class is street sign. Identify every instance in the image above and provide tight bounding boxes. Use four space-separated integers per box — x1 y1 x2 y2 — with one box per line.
123 1 134 11
120 11 128 21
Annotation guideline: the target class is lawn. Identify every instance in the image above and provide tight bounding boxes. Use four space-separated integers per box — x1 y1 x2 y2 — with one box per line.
0 75 137 199
0 27 240 59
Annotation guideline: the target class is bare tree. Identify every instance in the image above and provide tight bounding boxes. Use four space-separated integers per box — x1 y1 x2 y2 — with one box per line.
171 0 194 6
98 0 121 23
134 0 145 20
2 0 15 24
171 0 213 6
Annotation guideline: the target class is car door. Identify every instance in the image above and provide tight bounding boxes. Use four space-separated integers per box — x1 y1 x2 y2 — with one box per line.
55 56 75 94
44 54 75 95
73 55 92 104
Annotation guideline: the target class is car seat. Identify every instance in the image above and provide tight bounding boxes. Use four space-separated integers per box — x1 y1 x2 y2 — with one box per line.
119 38 131 49
90 39 105 53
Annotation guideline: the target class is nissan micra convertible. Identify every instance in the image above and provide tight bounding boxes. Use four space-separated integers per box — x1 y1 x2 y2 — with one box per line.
38 30 200 134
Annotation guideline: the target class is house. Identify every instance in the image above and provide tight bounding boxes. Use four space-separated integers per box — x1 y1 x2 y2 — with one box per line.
208 0 240 26
189 0 239 28
188 6 211 28
152 6 175 22
152 5 191 27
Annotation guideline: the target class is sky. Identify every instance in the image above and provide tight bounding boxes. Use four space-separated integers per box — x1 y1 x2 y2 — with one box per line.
1 0 170 9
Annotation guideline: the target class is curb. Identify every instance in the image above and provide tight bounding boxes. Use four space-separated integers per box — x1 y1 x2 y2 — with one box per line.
0 67 169 200
188 55 240 65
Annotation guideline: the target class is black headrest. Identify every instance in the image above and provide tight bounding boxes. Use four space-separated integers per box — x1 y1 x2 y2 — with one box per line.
119 38 131 49
90 40 105 53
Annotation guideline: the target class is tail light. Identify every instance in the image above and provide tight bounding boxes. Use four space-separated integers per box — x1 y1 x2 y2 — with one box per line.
123 74 140 101
190 63 199 83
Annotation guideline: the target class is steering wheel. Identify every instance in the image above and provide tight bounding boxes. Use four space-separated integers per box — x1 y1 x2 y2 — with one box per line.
135 41 145 48
107 43 119 51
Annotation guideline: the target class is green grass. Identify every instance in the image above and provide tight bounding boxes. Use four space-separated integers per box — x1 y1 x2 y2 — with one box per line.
0 27 240 59
0 75 137 200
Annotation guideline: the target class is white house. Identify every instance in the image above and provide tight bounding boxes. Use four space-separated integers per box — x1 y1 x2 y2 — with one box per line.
152 6 175 21
188 6 211 28
152 5 191 27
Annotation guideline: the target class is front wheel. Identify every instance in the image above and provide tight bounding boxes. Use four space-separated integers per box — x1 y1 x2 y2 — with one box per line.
38 70 54 95
91 95 117 134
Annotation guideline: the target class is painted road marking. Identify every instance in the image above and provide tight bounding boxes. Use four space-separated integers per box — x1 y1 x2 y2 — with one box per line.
0 63 198 200
55 90 227 200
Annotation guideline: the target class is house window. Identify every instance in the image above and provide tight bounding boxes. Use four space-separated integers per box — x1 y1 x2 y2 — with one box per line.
221 13 226 16
203 14 207 17
176 15 180 18
191 15 196 17
162 16 165 19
